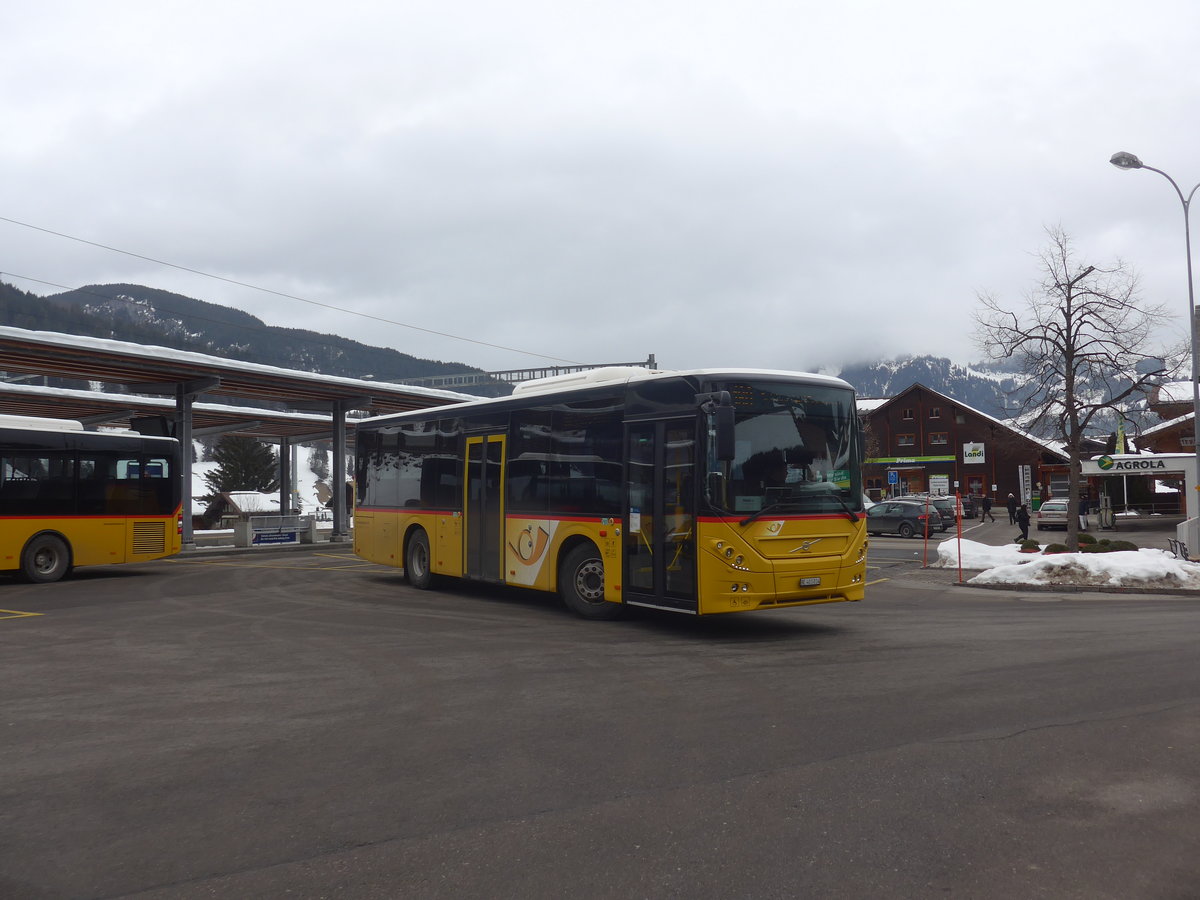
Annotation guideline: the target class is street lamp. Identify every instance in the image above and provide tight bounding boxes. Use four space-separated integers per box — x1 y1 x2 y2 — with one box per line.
1110 151 1200 543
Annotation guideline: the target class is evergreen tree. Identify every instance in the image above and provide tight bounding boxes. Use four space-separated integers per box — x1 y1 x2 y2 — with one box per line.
307 445 330 481
203 435 279 497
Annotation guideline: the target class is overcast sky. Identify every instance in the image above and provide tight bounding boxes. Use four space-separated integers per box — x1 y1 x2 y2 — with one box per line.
3 1 1200 376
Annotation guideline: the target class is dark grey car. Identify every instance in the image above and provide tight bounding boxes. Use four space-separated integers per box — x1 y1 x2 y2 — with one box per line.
895 495 958 532
865 500 940 538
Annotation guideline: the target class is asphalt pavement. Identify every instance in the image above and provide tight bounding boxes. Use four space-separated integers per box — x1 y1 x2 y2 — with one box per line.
2 550 1199 898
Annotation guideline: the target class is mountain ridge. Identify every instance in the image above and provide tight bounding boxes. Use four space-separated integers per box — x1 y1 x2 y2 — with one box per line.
1 280 509 393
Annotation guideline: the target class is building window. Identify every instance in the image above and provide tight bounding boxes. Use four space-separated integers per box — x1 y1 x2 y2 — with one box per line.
1184 436 1196 448
902 408 914 420
955 413 966 425
929 432 948 445
929 407 941 419
897 434 915 446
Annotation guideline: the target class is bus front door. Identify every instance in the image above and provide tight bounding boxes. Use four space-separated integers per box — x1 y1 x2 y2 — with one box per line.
624 420 697 613
464 434 506 582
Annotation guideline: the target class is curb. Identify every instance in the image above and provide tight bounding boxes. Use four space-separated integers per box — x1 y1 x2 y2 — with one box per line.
910 567 1200 597
176 540 352 560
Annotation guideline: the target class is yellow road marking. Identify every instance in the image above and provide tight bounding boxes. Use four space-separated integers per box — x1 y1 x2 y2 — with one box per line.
0 609 43 619
864 577 890 587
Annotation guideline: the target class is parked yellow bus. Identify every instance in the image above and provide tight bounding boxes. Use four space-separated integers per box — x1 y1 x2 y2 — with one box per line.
0 415 182 583
354 368 867 618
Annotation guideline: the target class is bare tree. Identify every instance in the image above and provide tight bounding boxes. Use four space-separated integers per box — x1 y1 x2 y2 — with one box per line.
974 226 1182 549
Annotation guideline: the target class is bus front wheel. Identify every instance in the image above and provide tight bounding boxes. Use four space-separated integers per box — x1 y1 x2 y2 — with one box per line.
21 534 72 584
405 529 434 590
559 544 622 620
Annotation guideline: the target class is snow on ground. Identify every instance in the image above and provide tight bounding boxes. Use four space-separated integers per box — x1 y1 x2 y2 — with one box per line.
931 538 1200 590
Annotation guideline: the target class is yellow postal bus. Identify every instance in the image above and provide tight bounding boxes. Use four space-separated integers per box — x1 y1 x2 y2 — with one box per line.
0 415 182 583
354 368 867 618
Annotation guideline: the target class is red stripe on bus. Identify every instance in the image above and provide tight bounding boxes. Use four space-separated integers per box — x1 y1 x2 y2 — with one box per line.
0 514 177 521
696 514 859 523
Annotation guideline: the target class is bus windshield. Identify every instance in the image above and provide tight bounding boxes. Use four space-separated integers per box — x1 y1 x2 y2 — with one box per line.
705 379 861 519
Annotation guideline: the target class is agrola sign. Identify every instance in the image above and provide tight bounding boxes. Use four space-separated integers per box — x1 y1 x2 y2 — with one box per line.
1083 454 1178 475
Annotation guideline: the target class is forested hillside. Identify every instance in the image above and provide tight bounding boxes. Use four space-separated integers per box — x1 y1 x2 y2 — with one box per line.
0 280 489 386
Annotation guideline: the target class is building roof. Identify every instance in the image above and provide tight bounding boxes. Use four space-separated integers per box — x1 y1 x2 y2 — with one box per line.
862 382 1069 462
1142 410 1193 437
855 397 889 413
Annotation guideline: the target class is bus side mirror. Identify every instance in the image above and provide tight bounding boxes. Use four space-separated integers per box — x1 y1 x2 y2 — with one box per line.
715 405 735 461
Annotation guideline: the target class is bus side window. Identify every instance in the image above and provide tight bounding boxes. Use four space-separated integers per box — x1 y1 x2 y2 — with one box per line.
78 454 111 514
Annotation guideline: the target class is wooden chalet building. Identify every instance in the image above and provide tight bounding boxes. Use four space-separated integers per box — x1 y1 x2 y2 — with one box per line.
1143 381 1196 453
858 383 1069 505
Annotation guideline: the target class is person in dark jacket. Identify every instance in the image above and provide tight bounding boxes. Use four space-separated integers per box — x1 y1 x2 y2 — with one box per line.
982 496 996 522
1016 504 1030 542
1006 493 1018 524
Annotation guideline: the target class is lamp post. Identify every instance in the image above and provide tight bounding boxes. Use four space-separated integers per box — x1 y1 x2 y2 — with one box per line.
1110 151 1200 539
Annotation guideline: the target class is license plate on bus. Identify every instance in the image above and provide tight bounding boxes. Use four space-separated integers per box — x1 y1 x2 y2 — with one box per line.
800 577 821 587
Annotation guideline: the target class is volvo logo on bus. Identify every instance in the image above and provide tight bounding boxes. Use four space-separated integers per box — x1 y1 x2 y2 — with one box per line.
791 539 824 553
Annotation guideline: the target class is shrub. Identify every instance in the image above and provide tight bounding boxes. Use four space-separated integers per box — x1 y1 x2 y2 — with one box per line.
1019 539 1041 551
1079 539 1139 553
1043 543 1069 554
1077 533 1098 545
1106 540 1139 552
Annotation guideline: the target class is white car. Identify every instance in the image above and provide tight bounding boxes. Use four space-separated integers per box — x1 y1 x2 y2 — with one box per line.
1036 499 1070 530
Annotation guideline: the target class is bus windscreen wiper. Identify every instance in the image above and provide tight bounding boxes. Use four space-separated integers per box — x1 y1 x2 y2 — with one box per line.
739 497 808 527
739 486 860 527
825 491 861 523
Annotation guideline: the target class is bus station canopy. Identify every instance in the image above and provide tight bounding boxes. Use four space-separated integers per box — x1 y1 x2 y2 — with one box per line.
0 381 356 443
0 326 473 544
0 326 470 421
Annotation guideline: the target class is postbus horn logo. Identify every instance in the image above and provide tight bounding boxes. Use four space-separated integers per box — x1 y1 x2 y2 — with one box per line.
1097 455 1115 470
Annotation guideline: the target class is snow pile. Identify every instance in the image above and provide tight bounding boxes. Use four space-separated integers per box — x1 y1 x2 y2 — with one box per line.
931 539 1200 590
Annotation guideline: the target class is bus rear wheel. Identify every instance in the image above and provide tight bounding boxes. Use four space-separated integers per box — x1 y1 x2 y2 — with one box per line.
559 544 622 620
22 534 72 584
405 529 435 590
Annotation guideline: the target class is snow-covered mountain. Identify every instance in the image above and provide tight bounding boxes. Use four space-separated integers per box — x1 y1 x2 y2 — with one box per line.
837 355 1020 418
836 354 1157 438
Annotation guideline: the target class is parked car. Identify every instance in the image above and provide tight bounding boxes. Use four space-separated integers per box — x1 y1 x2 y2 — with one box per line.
1036 498 1071 530
865 500 941 538
960 495 977 518
895 494 956 532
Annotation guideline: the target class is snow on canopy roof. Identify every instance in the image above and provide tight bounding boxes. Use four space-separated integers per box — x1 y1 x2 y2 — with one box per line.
0 325 476 407
222 491 281 513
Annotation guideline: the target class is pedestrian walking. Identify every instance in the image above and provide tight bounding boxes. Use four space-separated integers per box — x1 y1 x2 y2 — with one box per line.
982 496 996 522
1079 496 1090 531
1015 504 1030 542
1006 492 1018 525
